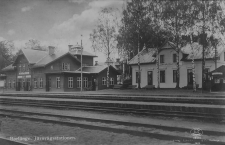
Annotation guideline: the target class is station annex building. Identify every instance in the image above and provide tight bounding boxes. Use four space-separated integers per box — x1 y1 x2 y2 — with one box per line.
128 41 225 89
1 45 120 92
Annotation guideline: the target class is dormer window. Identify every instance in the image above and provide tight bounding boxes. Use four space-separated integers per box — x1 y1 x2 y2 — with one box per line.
62 63 70 71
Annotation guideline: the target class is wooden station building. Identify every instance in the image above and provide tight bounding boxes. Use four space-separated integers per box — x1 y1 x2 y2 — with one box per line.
1 45 120 92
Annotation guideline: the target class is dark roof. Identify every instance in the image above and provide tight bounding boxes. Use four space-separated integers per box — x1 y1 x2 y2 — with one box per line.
1 64 15 71
70 50 97 57
128 48 156 65
181 41 225 61
2 48 81 71
75 65 120 74
210 65 225 77
22 49 48 64
32 52 80 68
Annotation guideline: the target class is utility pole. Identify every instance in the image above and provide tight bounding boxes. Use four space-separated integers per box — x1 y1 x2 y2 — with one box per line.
81 35 83 92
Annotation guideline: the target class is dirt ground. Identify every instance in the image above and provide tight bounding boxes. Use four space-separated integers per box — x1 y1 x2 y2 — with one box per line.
0 117 192 145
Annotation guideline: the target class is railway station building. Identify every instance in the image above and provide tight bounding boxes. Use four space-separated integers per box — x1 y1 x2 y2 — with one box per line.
1 45 120 92
128 41 225 89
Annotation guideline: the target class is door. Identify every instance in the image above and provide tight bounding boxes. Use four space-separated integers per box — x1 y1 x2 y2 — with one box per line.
187 69 193 85
27 79 31 91
147 71 153 85
46 77 51 92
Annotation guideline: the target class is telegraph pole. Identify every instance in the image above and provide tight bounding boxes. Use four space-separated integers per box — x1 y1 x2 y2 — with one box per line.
81 35 83 92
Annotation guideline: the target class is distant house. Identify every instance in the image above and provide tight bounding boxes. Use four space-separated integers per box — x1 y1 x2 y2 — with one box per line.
1 45 120 92
128 41 225 88
210 65 225 91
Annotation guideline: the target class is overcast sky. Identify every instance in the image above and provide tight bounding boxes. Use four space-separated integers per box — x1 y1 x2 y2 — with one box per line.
0 0 124 62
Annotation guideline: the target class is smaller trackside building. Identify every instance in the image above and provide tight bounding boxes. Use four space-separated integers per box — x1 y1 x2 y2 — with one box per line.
1 45 120 92
128 41 225 88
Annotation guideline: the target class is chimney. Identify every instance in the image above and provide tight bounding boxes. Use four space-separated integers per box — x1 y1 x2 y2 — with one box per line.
48 46 55 55
68 45 73 52
95 61 98 66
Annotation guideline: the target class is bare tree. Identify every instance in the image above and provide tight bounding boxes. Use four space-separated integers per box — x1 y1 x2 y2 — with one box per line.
90 8 119 87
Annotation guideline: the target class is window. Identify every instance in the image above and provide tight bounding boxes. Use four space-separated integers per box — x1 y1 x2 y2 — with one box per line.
83 77 88 88
68 77 73 88
22 79 25 88
173 54 177 63
77 77 81 88
13 80 15 88
214 78 219 83
102 77 106 85
160 70 165 83
8 80 11 88
136 72 141 83
34 78 37 88
49 78 51 88
62 63 70 71
39 78 43 88
22 64 25 72
19 64 21 72
160 55 164 63
110 77 114 85
56 77 60 88
224 52 225 61
173 70 177 83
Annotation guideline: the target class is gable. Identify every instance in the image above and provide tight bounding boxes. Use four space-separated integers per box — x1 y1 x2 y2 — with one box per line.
43 53 81 71
13 53 29 66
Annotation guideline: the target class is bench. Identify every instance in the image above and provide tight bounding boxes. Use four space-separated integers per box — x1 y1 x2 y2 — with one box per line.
113 84 123 89
127 85 137 89
142 85 155 90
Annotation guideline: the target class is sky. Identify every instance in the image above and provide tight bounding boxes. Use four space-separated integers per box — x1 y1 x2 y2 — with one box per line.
0 0 124 62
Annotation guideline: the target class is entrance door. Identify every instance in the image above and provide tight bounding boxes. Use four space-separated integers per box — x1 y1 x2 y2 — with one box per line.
46 77 51 92
27 78 31 91
147 71 153 85
187 69 193 85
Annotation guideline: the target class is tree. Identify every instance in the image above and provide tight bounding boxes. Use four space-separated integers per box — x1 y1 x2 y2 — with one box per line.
162 0 189 88
90 8 119 88
0 40 15 72
117 0 156 88
190 0 224 90
148 0 171 88
25 39 47 51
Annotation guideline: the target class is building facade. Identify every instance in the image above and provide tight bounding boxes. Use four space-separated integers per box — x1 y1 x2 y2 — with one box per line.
1 45 120 92
128 41 225 88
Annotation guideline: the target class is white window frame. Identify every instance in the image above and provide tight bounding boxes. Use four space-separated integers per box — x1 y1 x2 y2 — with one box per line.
19 64 21 72
102 77 106 85
34 78 37 88
214 78 219 83
160 55 164 63
39 78 43 88
77 77 81 88
68 77 73 88
62 63 70 71
56 77 60 88
110 77 114 85
13 80 15 89
8 80 11 89
83 77 88 88
160 70 166 83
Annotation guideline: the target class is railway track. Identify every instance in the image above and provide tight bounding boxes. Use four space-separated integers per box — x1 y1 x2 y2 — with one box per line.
0 98 224 122
0 108 224 145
